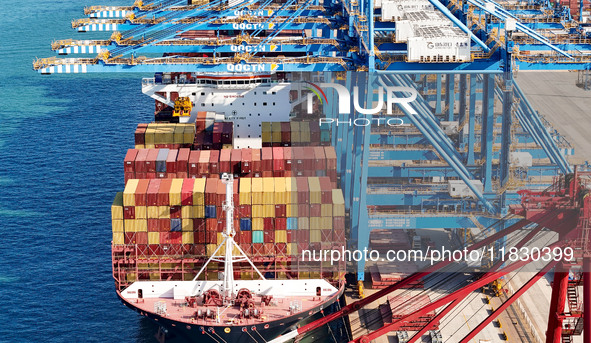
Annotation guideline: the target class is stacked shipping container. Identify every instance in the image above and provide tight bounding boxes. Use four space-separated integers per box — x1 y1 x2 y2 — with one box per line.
261 121 331 147
112 177 346 282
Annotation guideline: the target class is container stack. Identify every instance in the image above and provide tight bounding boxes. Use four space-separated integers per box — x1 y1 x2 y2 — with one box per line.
112 176 346 281
123 146 338 186
261 121 331 147
134 123 196 149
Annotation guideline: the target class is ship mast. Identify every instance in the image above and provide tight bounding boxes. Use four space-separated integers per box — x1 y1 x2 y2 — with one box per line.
192 173 266 301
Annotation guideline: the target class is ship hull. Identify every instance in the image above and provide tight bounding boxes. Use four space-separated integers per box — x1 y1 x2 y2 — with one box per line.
117 283 345 343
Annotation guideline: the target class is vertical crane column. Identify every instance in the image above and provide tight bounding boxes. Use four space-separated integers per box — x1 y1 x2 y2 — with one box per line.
547 262 569 343
446 74 455 121
350 73 367 248
435 74 442 114
481 74 494 193
458 74 467 152
341 72 355 213
467 75 477 165
499 72 513 199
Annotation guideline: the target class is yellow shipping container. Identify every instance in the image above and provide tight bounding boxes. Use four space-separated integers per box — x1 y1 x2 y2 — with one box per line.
310 229 322 242
111 192 124 220
193 178 206 205
300 130 311 143
291 130 301 143
286 204 298 217
321 217 332 230
275 230 287 243
123 179 139 206
310 271 321 279
262 178 275 204
124 219 136 232
206 244 217 257
251 178 263 204
135 206 147 219
135 219 148 232
309 217 322 230
173 126 184 144
148 232 160 244
158 206 170 218
182 219 193 232
147 206 159 219
272 131 281 143
181 205 193 219
169 179 183 206
263 204 275 218
239 178 252 205
126 272 137 282
298 217 309 230
182 231 194 244
274 178 286 204
240 271 253 280
217 232 224 245
252 217 264 230
321 204 332 217
193 205 205 218
113 232 124 245
332 189 345 217
287 243 298 255
144 128 155 145
112 219 124 232
183 126 195 144
252 205 264 218
134 144 145 149
284 177 296 204
262 131 272 143
308 177 321 204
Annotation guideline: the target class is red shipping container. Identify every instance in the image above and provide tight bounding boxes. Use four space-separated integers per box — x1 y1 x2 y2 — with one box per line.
263 217 274 231
135 149 149 173
193 218 206 231
135 172 147 179
146 149 159 173
272 147 284 172
324 146 337 171
216 219 226 232
286 230 293 243
216 206 225 220
261 147 273 171
310 121 321 142
177 148 190 173
124 149 138 173
275 204 286 218
123 206 135 220
264 243 275 255
251 148 261 174
148 219 159 232
281 122 291 144
181 178 195 206
146 172 156 179
134 179 149 206
148 245 163 256
319 177 333 204
205 179 218 205
206 230 217 244
333 216 345 230
252 243 264 256
261 171 273 177
230 149 242 175
159 218 171 232
206 218 218 231
239 231 252 245
276 243 287 255
298 204 310 217
216 181 226 205
194 230 206 244
135 126 146 145
297 230 310 243
292 147 304 171
321 229 332 242
170 206 181 219
192 244 206 255
241 149 252 174
333 228 346 243
212 122 222 143
147 179 161 206
209 150 220 175
263 230 275 243
198 150 210 177
124 172 135 184
274 217 286 231
309 204 321 217
283 147 292 171
313 147 326 170
169 232 182 244
296 178 309 204
238 204 251 218
124 232 135 244
157 179 173 206
188 150 201 177
156 172 166 179
219 149 231 173
135 232 148 245
166 149 178 174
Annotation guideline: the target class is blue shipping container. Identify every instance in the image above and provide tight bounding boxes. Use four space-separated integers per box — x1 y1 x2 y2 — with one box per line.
155 149 169 173
205 205 216 218
170 218 182 232
240 218 252 231
287 217 298 230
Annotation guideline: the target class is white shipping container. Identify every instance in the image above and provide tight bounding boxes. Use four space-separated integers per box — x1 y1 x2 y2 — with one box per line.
395 11 452 42
381 0 434 21
407 26 471 62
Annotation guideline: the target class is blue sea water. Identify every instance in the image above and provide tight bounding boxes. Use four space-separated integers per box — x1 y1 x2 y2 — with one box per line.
0 1 160 342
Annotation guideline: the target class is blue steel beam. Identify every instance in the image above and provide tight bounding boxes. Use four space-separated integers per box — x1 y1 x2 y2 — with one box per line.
367 215 520 230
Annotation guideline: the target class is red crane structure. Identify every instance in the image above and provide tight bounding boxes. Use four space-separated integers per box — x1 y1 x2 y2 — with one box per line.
284 168 591 343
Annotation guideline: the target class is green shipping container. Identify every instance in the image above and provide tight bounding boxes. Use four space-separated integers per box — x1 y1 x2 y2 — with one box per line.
252 230 264 243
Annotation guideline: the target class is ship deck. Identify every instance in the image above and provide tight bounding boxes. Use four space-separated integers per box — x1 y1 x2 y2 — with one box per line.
128 294 330 326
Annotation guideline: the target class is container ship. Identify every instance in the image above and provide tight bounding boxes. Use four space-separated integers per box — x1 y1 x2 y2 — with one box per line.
111 72 347 342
